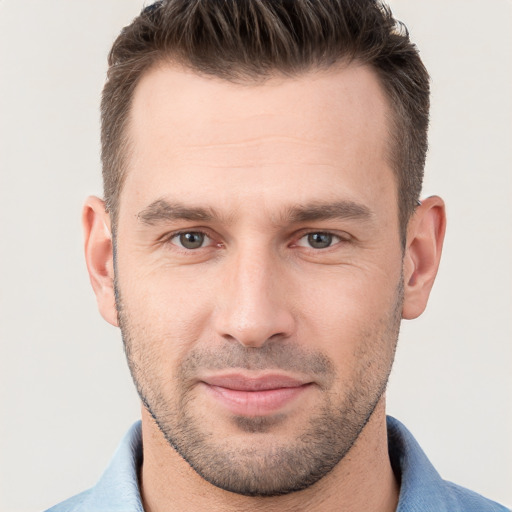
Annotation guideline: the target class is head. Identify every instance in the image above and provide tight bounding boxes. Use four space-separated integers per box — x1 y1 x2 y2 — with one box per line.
84 0 445 499
101 0 430 239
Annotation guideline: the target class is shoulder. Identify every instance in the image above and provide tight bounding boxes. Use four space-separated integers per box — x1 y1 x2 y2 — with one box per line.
43 489 92 512
441 481 510 512
387 416 510 512
43 421 144 512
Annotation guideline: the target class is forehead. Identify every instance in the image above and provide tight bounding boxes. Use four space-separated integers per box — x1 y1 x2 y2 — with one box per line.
121 62 396 221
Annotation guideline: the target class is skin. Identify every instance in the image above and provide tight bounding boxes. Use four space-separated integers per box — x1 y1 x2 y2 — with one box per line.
84 62 446 512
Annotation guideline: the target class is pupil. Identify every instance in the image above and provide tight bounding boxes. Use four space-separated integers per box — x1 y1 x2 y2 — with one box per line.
180 232 204 249
308 233 332 249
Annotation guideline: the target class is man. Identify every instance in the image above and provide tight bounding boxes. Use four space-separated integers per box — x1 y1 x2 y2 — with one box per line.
46 1 509 511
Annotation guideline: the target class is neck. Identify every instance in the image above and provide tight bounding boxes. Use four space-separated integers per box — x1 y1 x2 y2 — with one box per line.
139 398 399 512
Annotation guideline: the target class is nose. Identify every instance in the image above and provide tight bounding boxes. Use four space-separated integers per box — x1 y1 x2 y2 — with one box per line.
214 247 295 348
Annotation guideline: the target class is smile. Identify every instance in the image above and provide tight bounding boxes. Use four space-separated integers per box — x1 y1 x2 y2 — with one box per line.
200 374 313 417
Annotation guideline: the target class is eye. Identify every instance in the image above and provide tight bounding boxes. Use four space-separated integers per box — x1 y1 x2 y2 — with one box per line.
170 231 210 250
297 232 341 249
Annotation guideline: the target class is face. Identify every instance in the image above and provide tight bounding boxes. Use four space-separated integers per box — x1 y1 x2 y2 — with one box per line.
114 63 404 496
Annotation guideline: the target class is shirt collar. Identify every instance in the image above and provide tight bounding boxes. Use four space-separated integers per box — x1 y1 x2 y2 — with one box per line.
79 421 144 511
387 416 450 511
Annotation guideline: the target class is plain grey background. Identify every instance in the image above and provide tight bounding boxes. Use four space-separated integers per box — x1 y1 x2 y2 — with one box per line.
0 1 511 511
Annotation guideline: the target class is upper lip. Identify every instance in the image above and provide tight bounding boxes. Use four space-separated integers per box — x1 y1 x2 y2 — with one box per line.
201 373 309 391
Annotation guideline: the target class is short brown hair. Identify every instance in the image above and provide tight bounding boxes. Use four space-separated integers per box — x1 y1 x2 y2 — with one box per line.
101 0 429 238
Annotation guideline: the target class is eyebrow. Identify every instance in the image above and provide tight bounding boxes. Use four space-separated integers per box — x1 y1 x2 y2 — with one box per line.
285 201 373 224
137 199 219 225
137 198 373 226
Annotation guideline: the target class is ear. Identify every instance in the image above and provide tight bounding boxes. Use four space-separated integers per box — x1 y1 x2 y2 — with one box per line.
82 196 118 327
402 196 446 320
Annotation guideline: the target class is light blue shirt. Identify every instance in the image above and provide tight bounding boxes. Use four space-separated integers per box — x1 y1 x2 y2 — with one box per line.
46 416 509 511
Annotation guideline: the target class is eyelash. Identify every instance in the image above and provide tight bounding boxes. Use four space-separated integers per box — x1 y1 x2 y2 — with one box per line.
161 229 218 251
160 229 350 252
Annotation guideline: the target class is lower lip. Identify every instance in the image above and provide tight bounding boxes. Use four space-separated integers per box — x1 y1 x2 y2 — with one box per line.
203 383 311 416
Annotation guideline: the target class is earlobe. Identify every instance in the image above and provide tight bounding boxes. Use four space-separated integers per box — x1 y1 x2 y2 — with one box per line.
82 196 119 327
402 196 446 320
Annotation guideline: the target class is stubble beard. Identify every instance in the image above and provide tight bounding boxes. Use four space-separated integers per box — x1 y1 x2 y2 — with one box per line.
115 278 403 497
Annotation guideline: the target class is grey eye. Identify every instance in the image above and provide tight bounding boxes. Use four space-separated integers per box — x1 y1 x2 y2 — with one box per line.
307 233 333 249
175 232 207 249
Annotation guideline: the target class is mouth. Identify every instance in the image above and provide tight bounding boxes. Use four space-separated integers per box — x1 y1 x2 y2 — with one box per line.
200 373 313 417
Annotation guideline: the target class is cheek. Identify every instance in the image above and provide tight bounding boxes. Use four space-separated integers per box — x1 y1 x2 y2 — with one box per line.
117 257 217 362
295 263 402 356
118 285 212 404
